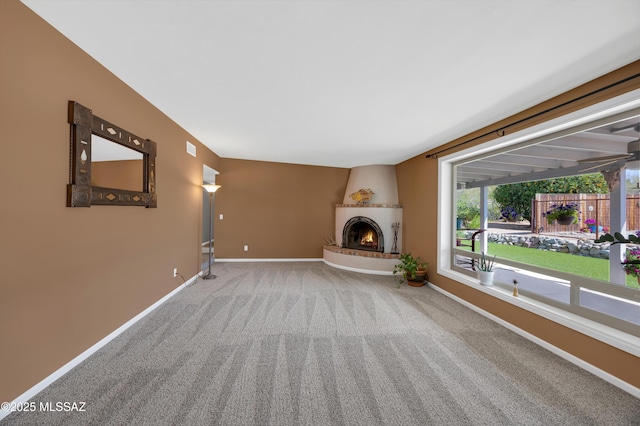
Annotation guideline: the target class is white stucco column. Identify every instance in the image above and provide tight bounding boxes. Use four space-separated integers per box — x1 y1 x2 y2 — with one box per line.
609 169 626 285
480 185 488 254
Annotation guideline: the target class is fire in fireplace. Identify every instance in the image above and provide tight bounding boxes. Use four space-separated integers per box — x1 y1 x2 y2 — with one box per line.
342 216 384 253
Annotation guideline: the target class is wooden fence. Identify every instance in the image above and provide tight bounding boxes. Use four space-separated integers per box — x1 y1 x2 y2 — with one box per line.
531 193 640 237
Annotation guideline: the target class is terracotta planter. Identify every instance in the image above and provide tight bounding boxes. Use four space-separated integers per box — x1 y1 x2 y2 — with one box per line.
406 269 427 287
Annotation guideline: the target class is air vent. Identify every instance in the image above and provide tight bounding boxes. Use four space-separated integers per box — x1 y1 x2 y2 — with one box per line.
186 141 196 157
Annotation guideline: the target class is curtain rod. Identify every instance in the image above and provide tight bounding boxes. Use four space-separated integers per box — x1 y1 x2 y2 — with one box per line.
425 72 640 159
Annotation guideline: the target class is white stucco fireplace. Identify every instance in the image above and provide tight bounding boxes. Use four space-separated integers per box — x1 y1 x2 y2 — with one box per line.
323 165 402 274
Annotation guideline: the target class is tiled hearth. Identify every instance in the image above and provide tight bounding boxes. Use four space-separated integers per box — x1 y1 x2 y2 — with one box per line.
323 244 400 259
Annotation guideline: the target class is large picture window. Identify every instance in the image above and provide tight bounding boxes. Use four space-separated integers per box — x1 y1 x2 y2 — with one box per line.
439 91 640 339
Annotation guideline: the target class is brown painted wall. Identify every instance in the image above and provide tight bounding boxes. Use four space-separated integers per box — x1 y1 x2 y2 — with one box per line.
396 61 640 389
0 1 221 401
215 159 349 259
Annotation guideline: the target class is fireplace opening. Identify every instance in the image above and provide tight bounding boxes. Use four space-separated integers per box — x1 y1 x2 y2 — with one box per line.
342 216 384 253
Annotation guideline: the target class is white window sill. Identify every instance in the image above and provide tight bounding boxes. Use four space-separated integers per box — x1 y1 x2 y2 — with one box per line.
438 268 640 357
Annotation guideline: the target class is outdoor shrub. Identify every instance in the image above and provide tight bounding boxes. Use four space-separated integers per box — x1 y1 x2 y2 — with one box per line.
500 206 522 222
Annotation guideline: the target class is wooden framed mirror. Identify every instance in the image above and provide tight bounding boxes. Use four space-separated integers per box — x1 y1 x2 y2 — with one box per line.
67 101 157 207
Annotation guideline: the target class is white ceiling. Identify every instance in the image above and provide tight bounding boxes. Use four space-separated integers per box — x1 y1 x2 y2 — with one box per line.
22 0 640 168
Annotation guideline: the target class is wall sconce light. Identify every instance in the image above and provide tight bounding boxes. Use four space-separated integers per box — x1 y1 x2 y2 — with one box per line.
202 184 221 279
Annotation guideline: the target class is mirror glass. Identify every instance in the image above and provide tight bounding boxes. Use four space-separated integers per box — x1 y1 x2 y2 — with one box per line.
91 134 144 192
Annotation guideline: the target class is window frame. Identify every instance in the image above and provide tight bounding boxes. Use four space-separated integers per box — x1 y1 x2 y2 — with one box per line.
437 88 640 356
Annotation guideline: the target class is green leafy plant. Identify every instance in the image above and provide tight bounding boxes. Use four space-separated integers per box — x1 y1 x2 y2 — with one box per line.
477 252 496 272
393 253 428 287
594 231 640 245
456 202 480 228
595 231 640 280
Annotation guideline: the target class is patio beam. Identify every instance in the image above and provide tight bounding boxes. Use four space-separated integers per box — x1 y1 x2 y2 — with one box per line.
464 162 615 188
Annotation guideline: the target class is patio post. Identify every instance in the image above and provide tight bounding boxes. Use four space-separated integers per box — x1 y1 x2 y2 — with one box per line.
480 185 488 253
609 169 626 285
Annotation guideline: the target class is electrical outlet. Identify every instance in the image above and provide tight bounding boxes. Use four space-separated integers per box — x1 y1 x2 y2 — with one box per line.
173 268 178 277
244 245 249 251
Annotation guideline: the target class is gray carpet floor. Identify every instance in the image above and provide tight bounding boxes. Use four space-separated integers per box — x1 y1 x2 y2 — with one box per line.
3 262 639 425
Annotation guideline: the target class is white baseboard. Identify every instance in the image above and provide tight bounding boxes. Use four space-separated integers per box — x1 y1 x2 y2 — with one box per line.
427 283 640 399
0 274 198 422
216 258 323 262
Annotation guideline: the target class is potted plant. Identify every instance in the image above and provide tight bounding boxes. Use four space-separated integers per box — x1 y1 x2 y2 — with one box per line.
477 252 496 285
595 231 640 286
623 247 640 286
543 203 580 226
583 218 603 233
393 253 428 288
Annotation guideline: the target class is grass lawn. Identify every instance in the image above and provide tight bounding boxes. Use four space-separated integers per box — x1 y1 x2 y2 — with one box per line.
463 242 639 288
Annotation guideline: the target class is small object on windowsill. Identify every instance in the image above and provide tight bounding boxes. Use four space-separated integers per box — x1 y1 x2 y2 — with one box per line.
513 279 519 297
